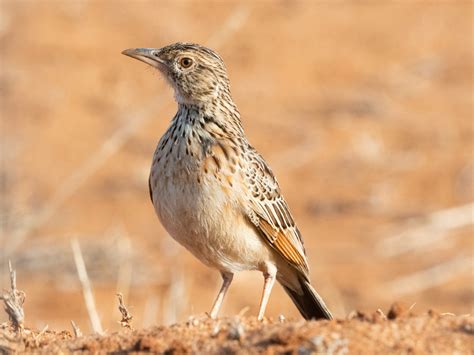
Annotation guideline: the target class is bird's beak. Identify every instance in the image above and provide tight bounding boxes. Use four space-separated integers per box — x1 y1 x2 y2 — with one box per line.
121 48 166 69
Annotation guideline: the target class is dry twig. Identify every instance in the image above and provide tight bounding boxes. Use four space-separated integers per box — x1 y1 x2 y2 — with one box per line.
384 255 472 296
116 293 133 329
142 296 159 328
376 309 387 320
0 261 25 332
228 317 245 341
163 269 186 325
377 203 474 257
115 230 133 305
32 325 49 347
71 239 103 334
70 321 82 338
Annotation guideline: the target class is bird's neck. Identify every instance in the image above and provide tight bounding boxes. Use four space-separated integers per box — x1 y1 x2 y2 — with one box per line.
175 96 245 138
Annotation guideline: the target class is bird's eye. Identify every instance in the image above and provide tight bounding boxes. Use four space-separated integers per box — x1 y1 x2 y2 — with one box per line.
179 57 193 68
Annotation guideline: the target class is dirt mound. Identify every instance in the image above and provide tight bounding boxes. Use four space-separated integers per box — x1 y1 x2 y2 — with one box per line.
1 307 472 354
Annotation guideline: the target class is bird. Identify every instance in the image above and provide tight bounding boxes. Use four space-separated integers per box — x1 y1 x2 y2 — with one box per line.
122 43 333 321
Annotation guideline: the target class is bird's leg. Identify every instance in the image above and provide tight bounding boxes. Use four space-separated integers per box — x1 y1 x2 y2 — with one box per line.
257 264 277 321
209 272 233 319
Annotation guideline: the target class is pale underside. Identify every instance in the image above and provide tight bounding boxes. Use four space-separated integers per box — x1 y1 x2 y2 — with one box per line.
149 110 310 291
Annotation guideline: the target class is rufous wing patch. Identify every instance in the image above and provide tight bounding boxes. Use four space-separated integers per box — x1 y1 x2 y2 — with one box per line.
257 217 309 275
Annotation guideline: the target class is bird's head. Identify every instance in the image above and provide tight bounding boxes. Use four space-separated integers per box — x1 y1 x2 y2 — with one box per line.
122 43 230 106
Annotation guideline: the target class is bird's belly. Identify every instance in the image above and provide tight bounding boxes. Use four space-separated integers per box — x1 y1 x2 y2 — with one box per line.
151 163 272 273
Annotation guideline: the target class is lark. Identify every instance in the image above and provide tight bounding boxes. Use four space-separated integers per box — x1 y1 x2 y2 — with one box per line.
122 43 333 320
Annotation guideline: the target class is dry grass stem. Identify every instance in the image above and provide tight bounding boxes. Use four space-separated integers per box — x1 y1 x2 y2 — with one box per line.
238 306 250 317
142 296 159 328
114 230 132 309
71 239 104 334
70 321 82 338
440 312 456 317
32 325 48 347
228 317 245 341
207 4 250 48
408 303 417 312
378 203 474 257
385 255 472 296
376 309 387 320
163 269 186 325
116 293 133 329
0 261 25 332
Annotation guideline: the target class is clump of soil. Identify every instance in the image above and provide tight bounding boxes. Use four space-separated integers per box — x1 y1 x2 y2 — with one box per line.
1 307 472 354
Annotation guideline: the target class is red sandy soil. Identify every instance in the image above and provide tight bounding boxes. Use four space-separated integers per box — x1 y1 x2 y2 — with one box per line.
1 305 473 354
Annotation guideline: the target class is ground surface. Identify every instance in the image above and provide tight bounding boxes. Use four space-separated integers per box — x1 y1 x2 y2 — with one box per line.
0 0 472 351
1 306 473 354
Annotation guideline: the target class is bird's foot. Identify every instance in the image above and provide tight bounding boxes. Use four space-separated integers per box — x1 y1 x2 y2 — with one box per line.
205 311 217 320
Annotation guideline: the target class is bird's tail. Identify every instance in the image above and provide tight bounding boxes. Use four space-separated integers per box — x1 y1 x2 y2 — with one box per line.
281 277 333 320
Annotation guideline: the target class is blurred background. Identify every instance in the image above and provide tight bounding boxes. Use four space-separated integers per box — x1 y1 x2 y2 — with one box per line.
0 0 472 332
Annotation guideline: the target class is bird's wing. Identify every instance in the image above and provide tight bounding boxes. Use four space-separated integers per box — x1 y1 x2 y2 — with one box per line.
244 147 310 278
